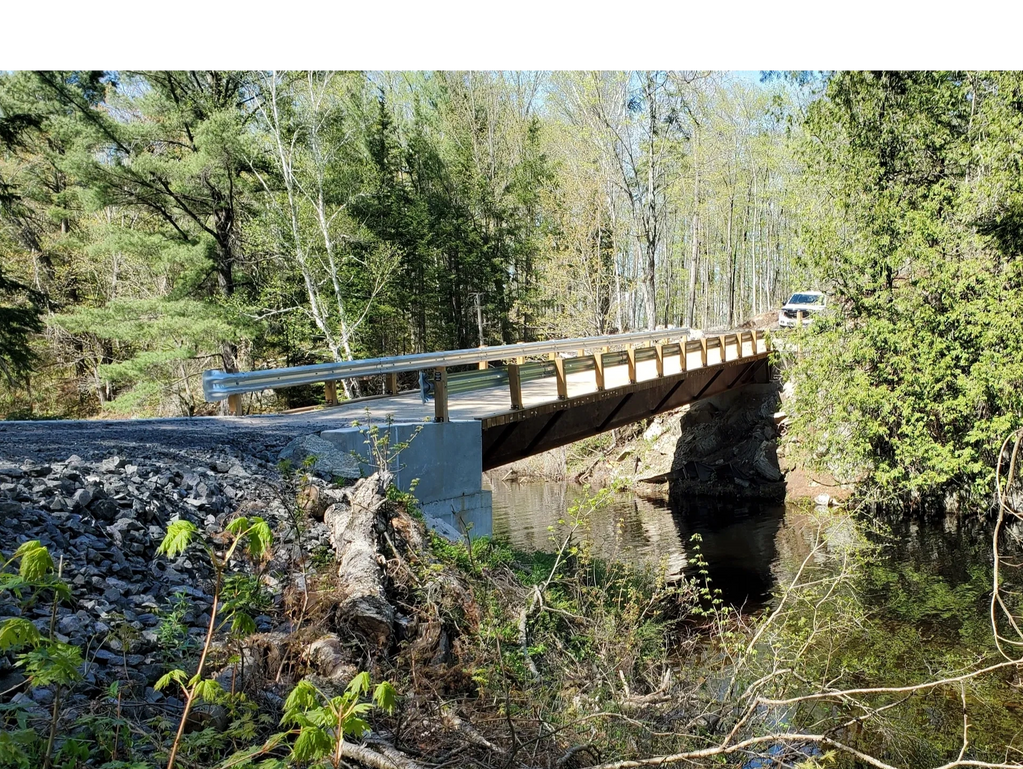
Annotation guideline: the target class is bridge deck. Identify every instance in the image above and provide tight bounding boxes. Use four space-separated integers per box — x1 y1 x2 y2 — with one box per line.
306 335 758 425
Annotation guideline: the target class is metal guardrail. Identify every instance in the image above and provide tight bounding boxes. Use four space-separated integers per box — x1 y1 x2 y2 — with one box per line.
202 327 691 403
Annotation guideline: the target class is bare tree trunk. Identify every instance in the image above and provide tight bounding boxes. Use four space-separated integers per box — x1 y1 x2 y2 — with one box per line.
687 128 701 327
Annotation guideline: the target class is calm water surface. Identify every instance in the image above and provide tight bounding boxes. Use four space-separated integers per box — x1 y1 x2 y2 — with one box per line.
488 477 991 610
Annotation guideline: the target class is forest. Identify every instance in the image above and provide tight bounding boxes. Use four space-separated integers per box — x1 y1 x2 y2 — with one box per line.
0 70 804 415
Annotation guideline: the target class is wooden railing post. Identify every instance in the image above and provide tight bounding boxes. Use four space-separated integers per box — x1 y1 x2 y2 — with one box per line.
718 335 727 363
655 343 664 377
593 352 605 390
383 373 398 395
478 346 488 371
626 344 637 384
554 355 568 400
735 333 744 360
700 338 708 368
751 330 758 355
324 380 339 406
228 394 242 416
508 363 523 410
681 341 688 372
433 368 448 422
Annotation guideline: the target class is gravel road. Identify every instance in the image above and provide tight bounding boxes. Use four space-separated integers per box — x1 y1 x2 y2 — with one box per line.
0 412 361 464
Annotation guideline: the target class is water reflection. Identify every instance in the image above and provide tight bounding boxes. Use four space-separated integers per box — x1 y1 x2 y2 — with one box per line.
488 478 787 607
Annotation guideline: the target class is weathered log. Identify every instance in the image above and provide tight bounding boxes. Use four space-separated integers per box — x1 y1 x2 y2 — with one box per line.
339 740 426 769
324 475 395 647
305 634 358 682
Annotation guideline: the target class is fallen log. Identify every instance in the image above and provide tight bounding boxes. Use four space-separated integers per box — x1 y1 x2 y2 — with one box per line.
324 475 396 647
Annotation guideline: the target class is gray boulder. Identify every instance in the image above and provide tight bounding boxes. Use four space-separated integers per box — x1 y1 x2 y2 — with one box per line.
278 434 360 480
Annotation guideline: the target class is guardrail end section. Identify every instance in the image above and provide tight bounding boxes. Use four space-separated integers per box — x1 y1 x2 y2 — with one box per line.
202 369 226 402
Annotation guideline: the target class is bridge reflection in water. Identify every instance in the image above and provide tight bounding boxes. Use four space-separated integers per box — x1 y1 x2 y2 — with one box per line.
489 479 789 608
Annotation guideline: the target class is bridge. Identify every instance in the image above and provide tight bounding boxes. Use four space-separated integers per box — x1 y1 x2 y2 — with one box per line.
203 328 773 533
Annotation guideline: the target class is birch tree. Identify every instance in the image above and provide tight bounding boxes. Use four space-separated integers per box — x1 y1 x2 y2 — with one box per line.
253 71 397 398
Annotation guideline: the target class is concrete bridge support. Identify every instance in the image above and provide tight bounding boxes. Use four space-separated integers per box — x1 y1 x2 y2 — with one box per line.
320 420 492 537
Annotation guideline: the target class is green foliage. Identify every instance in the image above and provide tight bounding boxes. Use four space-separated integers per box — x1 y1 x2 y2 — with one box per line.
0 540 84 768
221 573 272 639
16 641 83 687
0 268 43 384
154 669 189 693
224 516 273 562
155 511 275 769
50 298 256 415
223 674 397 768
0 617 40 651
792 70 1023 509
429 534 515 575
11 540 54 580
156 590 197 657
158 520 197 559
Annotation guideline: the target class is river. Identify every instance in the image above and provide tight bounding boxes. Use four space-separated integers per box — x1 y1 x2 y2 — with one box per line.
487 477 1022 763
490 478 797 607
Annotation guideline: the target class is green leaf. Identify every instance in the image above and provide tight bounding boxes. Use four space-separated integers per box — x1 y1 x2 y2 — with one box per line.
154 669 189 691
345 670 371 697
215 731 291 769
0 618 40 651
192 678 225 703
158 520 197 559
372 681 397 714
282 679 320 723
290 726 332 763
247 517 273 560
16 641 82 686
225 516 250 536
343 715 370 738
12 541 53 580
230 612 256 637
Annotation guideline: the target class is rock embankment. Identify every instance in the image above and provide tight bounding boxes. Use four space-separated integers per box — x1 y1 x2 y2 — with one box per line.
0 449 304 713
0 435 482 768
664 384 786 501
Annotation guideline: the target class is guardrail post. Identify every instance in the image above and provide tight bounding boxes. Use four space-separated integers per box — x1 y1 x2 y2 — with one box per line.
718 335 727 363
626 345 637 384
478 345 488 370
384 373 398 395
433 368 448 422
324 380 339 406
655 343 664 377
508 363 524 410
735 333 744 360
681 341 688 372
593 353 605 390
554 356 568 400
700 338 708 368
751 330 758 355
228 394 242 416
